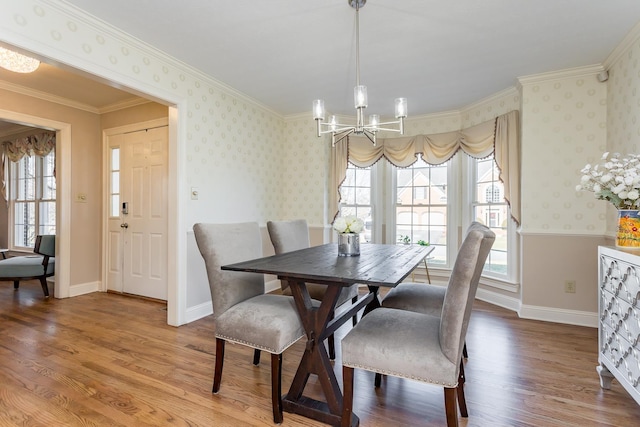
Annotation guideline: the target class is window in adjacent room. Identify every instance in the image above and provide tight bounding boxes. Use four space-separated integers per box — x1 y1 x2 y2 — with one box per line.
9 151 56 250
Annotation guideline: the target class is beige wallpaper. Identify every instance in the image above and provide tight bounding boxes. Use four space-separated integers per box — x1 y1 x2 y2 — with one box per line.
606 38 640 233
519 72 608 233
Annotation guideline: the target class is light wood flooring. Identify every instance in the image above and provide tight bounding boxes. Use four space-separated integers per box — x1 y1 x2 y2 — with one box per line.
1 280 639 426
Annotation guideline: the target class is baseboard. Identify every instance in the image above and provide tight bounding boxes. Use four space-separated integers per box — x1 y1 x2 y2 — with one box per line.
518 304 598 328
185 301 213 323
476 286 597 327
69 281 100 297
476 287 522 312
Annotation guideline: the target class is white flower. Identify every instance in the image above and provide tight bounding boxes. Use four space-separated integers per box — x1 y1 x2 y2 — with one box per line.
577 152 640 209
333 217 348 233
333 215 365 234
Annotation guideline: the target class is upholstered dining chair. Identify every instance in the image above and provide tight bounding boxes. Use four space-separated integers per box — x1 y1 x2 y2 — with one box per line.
267 219 359 360
340 223 495 427
193 222 306 424
380 222 490 362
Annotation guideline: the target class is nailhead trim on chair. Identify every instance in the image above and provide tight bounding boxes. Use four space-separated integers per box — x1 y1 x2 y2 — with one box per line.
342 362 459 388
216 333 305 355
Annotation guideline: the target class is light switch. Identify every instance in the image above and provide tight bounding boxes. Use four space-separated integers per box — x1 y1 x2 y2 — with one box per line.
76 193 87 203
191 187 199 200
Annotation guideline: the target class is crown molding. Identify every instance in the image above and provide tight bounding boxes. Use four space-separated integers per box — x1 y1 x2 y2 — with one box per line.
517 64 604 86
41 0 284 120
0 79 102 113
603 20 640 70
98 97 152 114
460 86 520 114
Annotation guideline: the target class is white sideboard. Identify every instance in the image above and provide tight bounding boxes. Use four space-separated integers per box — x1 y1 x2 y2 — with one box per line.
597 246 640 405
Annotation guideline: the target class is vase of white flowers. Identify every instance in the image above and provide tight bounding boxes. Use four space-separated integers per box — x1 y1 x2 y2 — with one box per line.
577 152 640 248
333 215 364 256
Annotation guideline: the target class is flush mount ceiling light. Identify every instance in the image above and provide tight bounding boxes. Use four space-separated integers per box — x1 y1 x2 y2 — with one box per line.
313 0 407 146
0 47 40 73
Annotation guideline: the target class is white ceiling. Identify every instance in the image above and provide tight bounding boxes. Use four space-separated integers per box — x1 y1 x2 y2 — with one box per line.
4 0 640 120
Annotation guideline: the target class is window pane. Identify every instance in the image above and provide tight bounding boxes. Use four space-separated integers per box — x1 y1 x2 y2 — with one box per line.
39 201 56 235
395 157 448 264
111 195 120 217
14 201 36 247
111 171 120 193
111 147 120 170
339 163 372 243
42 152 56 200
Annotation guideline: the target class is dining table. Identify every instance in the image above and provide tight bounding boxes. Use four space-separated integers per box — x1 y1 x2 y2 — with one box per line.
221 242 433 426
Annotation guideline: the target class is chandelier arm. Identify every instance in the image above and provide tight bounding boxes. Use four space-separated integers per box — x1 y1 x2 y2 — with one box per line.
318 125 358 135
362 129 377 146
332 129 355 147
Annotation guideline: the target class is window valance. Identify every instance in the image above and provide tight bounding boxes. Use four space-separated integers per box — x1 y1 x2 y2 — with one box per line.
1 131 56 201
330 110 520 224
2 131 56 162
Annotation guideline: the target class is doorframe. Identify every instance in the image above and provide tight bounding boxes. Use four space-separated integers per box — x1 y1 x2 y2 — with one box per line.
0 109 71 298
101 118 169 297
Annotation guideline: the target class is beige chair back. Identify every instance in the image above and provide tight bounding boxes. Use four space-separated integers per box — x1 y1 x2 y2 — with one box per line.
193 222 265 318
439 222 495 364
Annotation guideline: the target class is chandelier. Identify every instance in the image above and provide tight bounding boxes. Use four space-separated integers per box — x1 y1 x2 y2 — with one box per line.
313 0 407 146
0 47 40 73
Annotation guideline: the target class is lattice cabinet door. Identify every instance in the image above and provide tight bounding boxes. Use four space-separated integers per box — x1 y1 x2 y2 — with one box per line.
598 246 640 406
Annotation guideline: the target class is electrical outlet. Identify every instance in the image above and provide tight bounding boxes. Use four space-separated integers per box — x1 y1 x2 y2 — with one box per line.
564 280 576 293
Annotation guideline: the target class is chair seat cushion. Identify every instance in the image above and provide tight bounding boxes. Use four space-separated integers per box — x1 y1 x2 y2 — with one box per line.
215 293 306 354
382 283 446 316
341 307 458 387
0 256 55 278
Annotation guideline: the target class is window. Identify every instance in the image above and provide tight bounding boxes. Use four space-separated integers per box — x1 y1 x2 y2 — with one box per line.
339 163 372 243
110 147 121 217
470 155 514 278
10 151 56 249
396 157 448 265
338 151 516 283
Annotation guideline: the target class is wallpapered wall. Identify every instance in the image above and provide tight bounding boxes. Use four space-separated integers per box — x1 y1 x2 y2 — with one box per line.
519 71 608 234
606 37 640 233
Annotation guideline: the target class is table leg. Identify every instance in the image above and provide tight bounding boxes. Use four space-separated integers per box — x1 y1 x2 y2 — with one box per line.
362 285 381 316
283 280 360 427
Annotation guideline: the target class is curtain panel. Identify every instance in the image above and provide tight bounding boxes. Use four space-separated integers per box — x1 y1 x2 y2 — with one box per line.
329 110 520 224
0 131 56 200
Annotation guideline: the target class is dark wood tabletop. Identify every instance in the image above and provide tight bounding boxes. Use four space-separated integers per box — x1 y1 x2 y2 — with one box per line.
221 242 433 426
222 242 433 287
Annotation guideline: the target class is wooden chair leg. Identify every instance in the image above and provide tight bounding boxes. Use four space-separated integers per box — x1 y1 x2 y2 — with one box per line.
212 338 225 393
253 349 261 365
462 342 468 359
351 295 359 326
270 353 283 424
13 280 19 290
444 387 459 427
457 359 468 417
38 277 50 297
342 366 355 427
374 372 382 388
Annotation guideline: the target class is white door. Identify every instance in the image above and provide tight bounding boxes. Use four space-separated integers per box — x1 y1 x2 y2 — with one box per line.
106 126 168 300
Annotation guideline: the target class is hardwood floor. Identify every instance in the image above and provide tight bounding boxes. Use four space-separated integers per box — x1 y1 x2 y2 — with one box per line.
1 280 639 426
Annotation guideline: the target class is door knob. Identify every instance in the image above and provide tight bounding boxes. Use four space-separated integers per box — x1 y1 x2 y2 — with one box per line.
120 223 129 229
